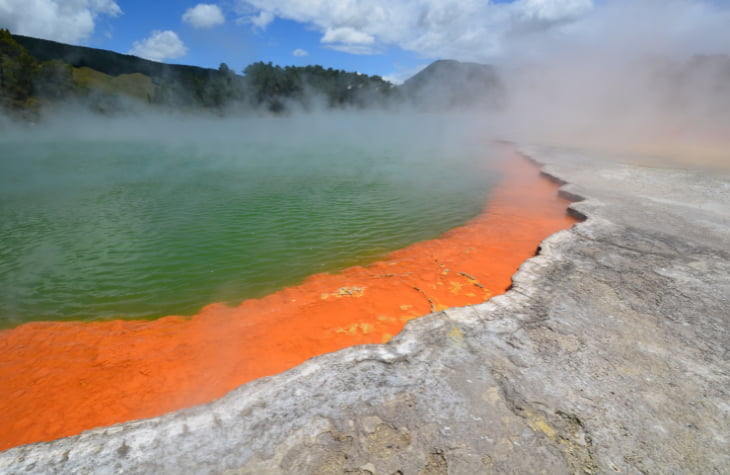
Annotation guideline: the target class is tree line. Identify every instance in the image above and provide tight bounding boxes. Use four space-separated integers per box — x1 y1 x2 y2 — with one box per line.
0 30 395 118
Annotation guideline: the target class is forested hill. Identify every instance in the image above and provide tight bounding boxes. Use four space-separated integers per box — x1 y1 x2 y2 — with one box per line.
1 30 513 119
1 30 395 117
400 60 505 110
12 34 215 81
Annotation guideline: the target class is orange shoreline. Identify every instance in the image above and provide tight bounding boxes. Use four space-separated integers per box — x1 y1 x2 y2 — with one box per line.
0 149 575 451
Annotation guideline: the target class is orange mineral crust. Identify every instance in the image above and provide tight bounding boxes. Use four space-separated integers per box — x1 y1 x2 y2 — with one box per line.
0 150 575 450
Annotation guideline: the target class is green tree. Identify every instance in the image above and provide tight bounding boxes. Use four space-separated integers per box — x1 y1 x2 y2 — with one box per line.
34 59 75 100
0 28 40 110
242 61 393 113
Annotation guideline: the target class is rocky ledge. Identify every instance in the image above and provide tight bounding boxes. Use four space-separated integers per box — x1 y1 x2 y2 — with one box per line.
1 147 728 474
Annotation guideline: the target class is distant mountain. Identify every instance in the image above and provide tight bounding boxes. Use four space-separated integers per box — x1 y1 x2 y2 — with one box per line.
399 59 505 110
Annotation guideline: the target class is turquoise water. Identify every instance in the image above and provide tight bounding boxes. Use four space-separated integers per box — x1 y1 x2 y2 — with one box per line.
0 114 498 327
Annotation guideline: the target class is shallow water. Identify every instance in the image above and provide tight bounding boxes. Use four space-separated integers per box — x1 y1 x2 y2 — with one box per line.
0 114 497 326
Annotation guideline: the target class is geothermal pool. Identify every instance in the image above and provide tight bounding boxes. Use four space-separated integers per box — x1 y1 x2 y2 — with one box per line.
0 114 575 450
0 114 495 327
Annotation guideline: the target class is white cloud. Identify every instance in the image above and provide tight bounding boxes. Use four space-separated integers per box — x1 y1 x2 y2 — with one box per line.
325 44 379 55
182 3 225 29
128 30 188 62
503 0 730 64
321 27 375 45
251 10 275 29
235 7 274 30
0 0 122 44
292 48 308 57
233 0 594 60
518 0 593 21
234 0 730 62
321 26 377 54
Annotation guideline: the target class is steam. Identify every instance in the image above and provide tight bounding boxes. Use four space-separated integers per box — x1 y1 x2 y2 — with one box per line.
2 0 729 169
489 0 730 167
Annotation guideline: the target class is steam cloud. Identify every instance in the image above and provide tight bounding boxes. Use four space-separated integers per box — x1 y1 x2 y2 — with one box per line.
489 0 730 167
1 0 729 168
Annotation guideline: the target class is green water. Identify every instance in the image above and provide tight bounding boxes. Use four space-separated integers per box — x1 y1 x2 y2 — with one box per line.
0 113 498 327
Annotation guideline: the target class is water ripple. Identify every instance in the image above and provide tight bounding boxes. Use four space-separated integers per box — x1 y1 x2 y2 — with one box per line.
0 120 498 326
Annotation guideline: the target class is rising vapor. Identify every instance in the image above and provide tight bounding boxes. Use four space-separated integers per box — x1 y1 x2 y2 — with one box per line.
488 0 730 167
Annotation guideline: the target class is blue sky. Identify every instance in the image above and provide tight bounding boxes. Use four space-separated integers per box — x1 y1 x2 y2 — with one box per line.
1 0 729 83
92 5 425 78
0 0 591 82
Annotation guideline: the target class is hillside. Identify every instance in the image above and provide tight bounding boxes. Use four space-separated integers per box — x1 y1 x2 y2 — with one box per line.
400 59 505 110
1 31 394 116
2 32 519 117
12 34 221 83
